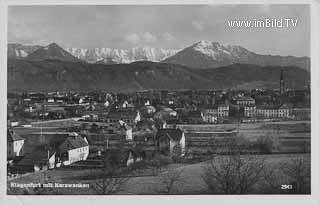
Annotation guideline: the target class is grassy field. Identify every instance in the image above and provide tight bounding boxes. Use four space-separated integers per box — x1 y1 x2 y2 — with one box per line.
181 121 310 154
7 153 310 195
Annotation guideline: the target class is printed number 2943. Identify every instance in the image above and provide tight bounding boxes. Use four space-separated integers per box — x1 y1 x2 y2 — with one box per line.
281 184 293 190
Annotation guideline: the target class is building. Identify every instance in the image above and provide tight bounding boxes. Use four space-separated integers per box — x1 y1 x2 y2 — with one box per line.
13 147 56 173
202 113 218 124
291 108 311 120
156 128 186 156
278 104 290 118
244 105 256 117
180 110 205 124
242 102 291 119
235 96 255 106
140 105 156 115
255 104 290 119
119 121 133 141
154 107 177 120
105 109 141 128
202 104 229 116
217 104 229 117
201 104 229 123
58 133 89 165
126 150 144 166
7 130 25 160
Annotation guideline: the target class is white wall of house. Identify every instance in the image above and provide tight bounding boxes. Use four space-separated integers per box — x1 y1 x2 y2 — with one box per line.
126 129 133 141
48 153 56 169
169 133 186 156
126 151 134 166
67 146 89 164
135 111 141 123
13 139 24 157
180 133 186 156
169 140 178 155
203 113 218 123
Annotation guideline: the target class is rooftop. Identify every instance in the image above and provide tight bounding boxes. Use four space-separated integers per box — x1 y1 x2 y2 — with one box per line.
156 128 183 141
7 130 25 142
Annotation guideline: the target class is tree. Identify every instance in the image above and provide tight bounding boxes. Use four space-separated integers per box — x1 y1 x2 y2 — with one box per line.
280 156 310 194
90 151 129 194
255 136 279 154
171 144 183 163
157 168 185 194
90 123 99 133
202 154 266 194
90 170 129 195
260 165 282 194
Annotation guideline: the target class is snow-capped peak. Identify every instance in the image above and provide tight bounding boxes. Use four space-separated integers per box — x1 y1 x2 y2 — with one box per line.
65 47 180 64
191 40 251 60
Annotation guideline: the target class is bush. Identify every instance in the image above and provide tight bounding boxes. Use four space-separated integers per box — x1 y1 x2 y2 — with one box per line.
159 154 173 165
202 155 266 194
255 136 279 154
130 160 148 171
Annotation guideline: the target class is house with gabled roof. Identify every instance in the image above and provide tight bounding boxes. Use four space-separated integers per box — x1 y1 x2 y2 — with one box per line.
118 121 133 141
104 109 141 128
58 133 89 165
156 128 185 156
7 129 25 160
126 149 144 167
12 146 56 173
255 103 291 119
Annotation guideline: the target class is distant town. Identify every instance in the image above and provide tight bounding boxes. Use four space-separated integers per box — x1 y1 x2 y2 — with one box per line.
7 70 311 194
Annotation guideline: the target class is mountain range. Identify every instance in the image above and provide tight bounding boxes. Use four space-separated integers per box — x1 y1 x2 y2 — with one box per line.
8 59 309 92
66 47 180 64
7 41 310 71
163 40 310 71
7 43 179 64
7 41 310 92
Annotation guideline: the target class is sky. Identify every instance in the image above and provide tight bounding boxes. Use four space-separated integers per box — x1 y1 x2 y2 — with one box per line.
8 5 310 57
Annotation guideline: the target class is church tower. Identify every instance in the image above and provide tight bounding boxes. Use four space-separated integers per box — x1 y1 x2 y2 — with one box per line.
280 69 284 95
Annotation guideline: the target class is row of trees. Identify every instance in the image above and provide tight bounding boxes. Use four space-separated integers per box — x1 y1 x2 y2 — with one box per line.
202 152 310 194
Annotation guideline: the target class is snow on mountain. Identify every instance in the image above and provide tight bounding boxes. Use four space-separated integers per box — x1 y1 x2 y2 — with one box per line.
8 41 309 71
191 40 255 62
163 40 310 71
8 43 42 59
66 47 180 64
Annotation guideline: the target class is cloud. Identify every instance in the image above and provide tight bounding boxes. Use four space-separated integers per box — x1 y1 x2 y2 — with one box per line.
191 20 204 31
142 32 157 43
161 32 176 41
125 33 140 44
